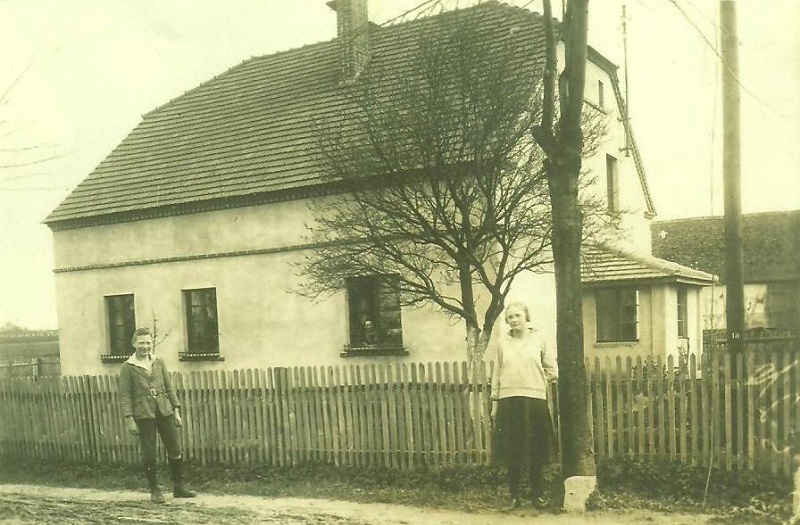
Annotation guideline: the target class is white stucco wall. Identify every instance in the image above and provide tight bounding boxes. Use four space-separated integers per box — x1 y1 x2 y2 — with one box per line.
581 57 653 254
581 283 708 369
53 199 317 270
54 198 483 375
54 195 564 375
54 255 475 376
700 283 769 331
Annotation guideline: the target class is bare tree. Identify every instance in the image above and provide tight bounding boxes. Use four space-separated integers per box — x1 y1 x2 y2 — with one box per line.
532 0 596 482
0 63 63 179
301 11 614 363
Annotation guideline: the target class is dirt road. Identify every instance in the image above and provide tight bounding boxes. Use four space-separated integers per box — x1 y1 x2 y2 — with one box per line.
0 483 720 524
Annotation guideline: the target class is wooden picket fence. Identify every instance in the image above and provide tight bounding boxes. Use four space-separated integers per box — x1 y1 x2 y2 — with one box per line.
587 341 800 478
1 346 798 477
0 361 492 470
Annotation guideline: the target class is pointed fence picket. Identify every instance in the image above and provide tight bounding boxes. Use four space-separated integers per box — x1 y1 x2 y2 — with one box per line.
0 348 798 478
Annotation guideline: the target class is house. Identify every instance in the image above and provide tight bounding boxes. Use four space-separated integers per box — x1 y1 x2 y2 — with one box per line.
579 246 715 364
46 1 713 376
652 210 800 335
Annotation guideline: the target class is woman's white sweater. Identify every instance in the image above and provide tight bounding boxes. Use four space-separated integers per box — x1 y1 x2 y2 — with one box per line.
488 329 558 401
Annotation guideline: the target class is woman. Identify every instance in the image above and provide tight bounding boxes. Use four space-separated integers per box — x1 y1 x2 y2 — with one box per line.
119 327 196 503
488 301 558 509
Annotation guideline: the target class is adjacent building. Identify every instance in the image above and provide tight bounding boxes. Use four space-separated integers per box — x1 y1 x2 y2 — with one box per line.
652 210 800 335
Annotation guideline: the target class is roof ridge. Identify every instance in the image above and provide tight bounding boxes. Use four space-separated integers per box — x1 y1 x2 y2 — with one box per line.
140 2 534 120
592 243 716 280
653 209 800 225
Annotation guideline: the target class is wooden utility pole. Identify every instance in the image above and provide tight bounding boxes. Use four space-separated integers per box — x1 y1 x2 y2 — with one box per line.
720 0 745 357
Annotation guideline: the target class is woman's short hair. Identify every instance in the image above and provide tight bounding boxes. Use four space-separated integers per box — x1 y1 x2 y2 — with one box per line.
131 327 152 344
504 300 531 322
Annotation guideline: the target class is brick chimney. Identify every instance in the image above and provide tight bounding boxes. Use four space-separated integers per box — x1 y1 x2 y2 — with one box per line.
327 0 369 82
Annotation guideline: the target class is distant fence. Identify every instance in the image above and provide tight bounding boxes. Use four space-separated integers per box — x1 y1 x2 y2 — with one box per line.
703 328 797 354
1 345 798 477
0 357 60 378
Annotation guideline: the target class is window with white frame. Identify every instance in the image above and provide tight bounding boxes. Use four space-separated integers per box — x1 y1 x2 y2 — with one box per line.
596 287 639 342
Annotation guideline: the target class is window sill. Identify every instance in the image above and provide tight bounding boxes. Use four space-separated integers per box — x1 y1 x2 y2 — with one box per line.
595 340 640 347
178 352 225 362
340 345 409 358
100 354 129 364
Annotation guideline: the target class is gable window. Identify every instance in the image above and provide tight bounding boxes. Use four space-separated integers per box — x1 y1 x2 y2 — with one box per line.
596 287 639 342
343 275 407 356
101 294 136 363
180 288 222 361
677 285 688 338
606 154 619 212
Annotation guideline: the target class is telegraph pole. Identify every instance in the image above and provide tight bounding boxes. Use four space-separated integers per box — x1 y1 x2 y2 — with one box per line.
720 0 745 358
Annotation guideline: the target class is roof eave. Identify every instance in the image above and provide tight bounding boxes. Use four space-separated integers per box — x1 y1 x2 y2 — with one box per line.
583 275 717 288
45 180 345 232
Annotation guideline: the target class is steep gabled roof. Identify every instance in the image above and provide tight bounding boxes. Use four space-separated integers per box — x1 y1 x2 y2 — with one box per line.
652 210 800 283
46 1 651 231
582 244 716 287
45 2 545 229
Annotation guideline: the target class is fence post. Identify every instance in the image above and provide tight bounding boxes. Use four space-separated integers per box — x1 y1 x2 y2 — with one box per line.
273 367 289 466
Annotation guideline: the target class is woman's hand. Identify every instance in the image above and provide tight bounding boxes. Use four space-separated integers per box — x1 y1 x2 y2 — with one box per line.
173 408 183 428
490 400 498 423
126 418 139 436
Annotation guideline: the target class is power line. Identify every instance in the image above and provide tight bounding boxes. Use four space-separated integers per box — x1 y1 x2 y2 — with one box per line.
667 0 791 121
683 0 743 46
379 0 443 26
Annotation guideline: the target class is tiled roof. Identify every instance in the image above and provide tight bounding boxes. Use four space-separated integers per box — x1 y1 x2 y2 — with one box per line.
652 210 800 283
46 1 649 230
582 244 716 286
45 2 548 227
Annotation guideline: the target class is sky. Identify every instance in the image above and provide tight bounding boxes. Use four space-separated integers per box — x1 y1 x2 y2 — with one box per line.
0 0 798 329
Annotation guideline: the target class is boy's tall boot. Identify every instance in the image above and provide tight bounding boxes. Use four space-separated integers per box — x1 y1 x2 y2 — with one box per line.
168 456 197 498
144 461 165 503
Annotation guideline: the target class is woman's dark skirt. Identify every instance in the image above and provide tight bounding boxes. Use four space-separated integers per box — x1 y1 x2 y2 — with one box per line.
492 396 554 468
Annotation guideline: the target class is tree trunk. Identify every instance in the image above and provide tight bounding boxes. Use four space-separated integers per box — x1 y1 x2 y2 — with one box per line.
466 324 482 364
459 262 485 364
537 0 596 484
547 162 595 478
